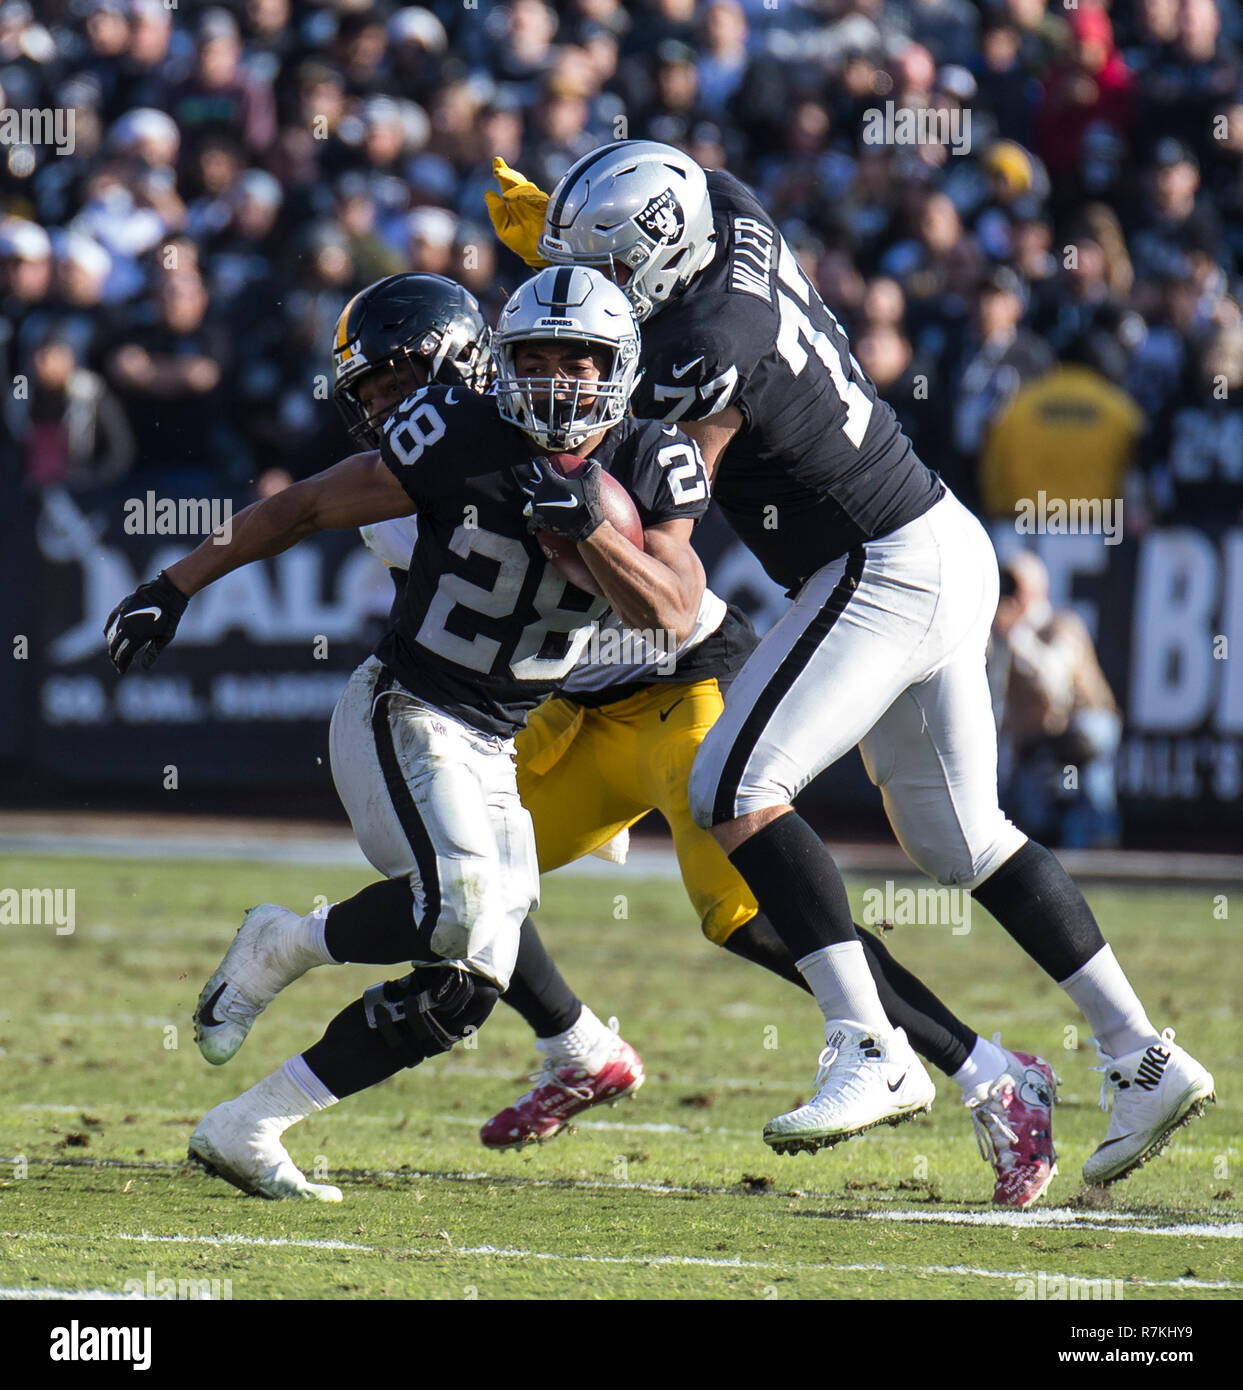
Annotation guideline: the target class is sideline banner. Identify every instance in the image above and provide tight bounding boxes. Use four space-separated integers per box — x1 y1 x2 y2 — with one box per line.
8 487 1242 832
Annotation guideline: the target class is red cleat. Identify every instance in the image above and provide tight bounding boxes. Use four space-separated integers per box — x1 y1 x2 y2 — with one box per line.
480 1039 645 1148
966 1045 1058 1208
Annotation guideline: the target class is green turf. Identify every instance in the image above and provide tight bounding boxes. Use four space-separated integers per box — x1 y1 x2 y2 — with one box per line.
0 853 1239 1300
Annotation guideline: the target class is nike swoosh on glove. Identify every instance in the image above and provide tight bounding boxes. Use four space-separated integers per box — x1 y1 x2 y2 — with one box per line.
105 571 189 673
484 157 552 268
522 456 605 541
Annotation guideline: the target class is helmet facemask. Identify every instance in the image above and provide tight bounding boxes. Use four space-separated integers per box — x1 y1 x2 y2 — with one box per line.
493 266 642 451
497 338 634 451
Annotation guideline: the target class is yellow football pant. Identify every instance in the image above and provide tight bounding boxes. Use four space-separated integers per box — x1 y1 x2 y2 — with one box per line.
515 680 758 944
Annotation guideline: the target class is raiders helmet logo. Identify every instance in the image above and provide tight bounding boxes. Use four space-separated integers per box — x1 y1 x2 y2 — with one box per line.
634 189 685 245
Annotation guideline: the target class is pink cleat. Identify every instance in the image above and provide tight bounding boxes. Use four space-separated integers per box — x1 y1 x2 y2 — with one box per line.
966 1045 1058 1207
481 1038 645 1148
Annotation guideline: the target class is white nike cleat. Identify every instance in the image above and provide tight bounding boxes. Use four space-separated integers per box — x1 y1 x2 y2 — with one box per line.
194 904 323 1065
188 1098 342 1202
1083 1028 1215 1186
764 1021 936 1155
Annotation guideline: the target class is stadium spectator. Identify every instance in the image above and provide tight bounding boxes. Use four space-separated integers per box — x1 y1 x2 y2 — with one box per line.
161 7 276 159
1135 0 1241 154
991 551 1123 848
1034 2 1134 186
972 21 1037 146
950 265 1054 503
333 173 404 285
635 39 710 148
404 206 457 277
488 0 560 100
15 231 114 376
855 321 942 461
979 330 1145 522
520 68 600 191
332 7 392 98
1142 322 1243 527
4 325 133 490
695 0 751 117
108 0 178 120
105 269 239 485
1129 139 1224 284
1031 206 1133 355
624 0 698 57
387 8 450 95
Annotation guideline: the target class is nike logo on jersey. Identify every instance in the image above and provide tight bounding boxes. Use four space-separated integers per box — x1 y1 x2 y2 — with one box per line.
127 606 163 621
658 697 685 722
671 356 704 379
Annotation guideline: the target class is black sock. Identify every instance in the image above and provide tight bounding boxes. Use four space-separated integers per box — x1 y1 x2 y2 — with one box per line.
723 913 975 1076
323 878 429 965
855 926 975 1076
727 813 855 958
972 839 1106 983
501 916 583 1038
301 995 409 1099
721 911 812 990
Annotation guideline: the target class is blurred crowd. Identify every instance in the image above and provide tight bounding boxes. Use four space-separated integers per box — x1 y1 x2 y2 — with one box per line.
0 0 1241 525
10 0 1232 842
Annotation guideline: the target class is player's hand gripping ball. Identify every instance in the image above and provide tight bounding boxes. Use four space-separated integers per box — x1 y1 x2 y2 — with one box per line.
525 454 644 597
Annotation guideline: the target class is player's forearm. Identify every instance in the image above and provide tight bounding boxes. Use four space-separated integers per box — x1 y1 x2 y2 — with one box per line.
164 485 321 597
578 524 702 642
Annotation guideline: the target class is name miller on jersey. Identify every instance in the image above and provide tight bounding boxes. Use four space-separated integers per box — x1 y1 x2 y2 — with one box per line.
729 216 776 303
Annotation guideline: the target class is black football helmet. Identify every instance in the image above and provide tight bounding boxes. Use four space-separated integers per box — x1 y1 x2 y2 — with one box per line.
332 273 492 447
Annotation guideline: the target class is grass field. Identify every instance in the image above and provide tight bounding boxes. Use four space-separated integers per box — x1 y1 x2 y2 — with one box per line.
1 851 1240 1303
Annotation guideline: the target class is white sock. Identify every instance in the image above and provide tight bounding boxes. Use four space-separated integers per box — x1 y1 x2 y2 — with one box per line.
797 942 892 1036
951 1034 1011 1097
228 1057 337 1139
537 1005 615 1071
1060 944 1158 1059
297 901 340 967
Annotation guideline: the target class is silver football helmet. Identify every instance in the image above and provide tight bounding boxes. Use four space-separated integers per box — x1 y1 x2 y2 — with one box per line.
537 140 716 322
493 265 641 450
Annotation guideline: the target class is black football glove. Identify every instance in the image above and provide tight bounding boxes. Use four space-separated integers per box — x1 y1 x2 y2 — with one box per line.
522 455 605 542
105 571 189 674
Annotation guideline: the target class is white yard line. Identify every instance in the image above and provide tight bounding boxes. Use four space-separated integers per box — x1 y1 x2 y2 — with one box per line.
4 1156 1238 1237
847 1208 1243 1238
1 1239 1237 1292
0 1288 159 1300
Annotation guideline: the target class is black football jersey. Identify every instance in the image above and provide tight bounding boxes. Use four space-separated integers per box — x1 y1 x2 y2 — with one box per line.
374 386 712 735
632 170 944 590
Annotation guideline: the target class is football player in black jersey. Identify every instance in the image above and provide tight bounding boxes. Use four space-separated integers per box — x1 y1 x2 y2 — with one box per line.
104 266 715 1200
354 279 1060 1201
489 142 1214 1194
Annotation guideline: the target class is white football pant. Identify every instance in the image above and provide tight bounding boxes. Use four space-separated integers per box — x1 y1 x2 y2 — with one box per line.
689 489 1028 888
329 654 538 990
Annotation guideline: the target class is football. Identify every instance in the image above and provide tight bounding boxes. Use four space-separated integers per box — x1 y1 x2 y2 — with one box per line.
535 453 644 597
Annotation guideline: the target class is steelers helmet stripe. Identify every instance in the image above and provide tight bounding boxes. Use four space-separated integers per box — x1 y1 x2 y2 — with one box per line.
334 290 365 351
